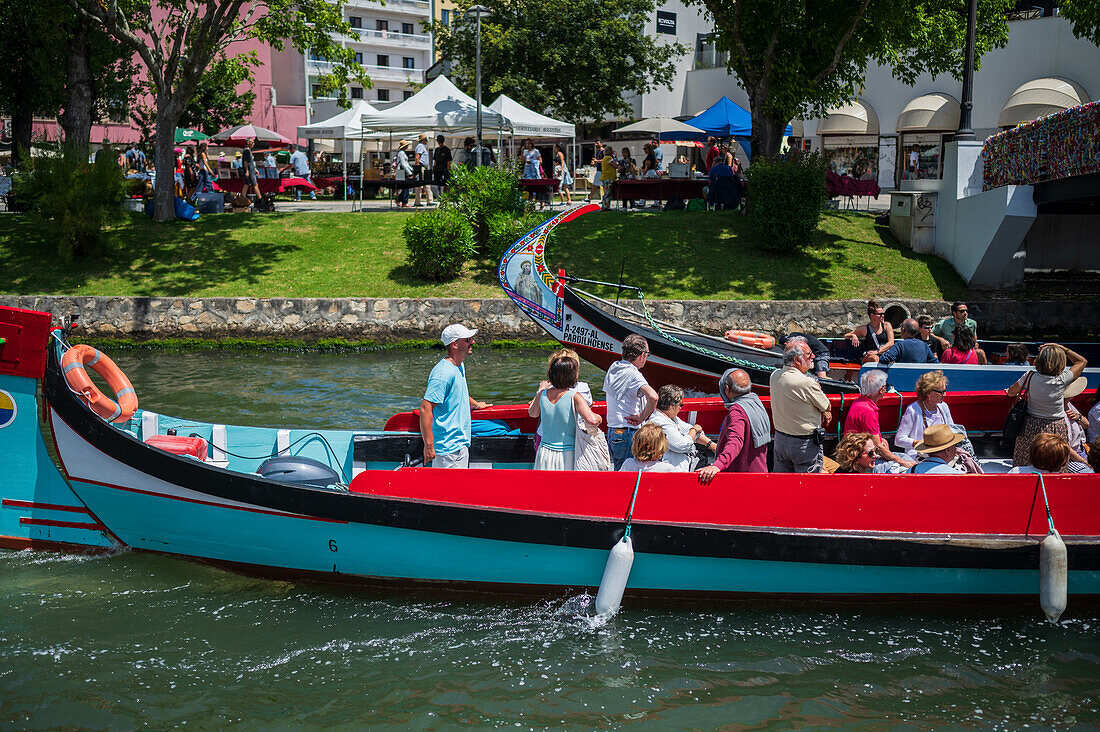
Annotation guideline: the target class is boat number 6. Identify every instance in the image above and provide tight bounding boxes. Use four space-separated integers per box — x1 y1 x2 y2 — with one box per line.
329 539 338 552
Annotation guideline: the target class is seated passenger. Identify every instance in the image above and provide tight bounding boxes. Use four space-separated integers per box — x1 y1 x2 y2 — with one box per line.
877 318 938 364
833 432 875 474
1088 389 1100 445
618 422 677 472
1009 432 1071 474
528 356 602 470
908 424 965 474
895 370 959 458
696 368 771 482
917 315 947 360
777 332 830 379
1004 342 1030 366
933 302 986 364
1087 436 1100 473
843 370 916 469
940 325 979 364
842 300 894 363
646 385 714 471
1064 377 1090 470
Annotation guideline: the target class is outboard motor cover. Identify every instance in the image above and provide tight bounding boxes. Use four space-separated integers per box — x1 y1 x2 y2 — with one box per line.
257 455 341 488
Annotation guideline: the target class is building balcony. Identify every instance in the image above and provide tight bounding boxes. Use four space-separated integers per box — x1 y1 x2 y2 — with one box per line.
361 65 421 83
347 28 431 48
344 0 430 14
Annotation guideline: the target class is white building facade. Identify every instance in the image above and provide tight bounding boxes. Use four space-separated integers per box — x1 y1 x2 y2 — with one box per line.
630 4 1099 190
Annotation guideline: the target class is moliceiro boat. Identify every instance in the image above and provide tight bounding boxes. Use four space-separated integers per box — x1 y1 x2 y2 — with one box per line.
497 204 860 394
2 305 1099 610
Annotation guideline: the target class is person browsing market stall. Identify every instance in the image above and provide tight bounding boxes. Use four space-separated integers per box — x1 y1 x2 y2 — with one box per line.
419 324 492 468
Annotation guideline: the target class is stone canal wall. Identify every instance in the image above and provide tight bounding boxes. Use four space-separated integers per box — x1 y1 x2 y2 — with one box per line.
1 295 1091 341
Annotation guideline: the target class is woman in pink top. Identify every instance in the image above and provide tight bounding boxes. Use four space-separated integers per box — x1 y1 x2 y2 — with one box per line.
940 325 979 364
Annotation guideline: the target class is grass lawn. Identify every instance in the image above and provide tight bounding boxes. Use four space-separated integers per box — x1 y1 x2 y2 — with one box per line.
0 209 975 301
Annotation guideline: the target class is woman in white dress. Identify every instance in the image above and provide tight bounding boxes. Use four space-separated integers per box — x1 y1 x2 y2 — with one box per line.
895 371 961 458
528 355 601 470
645 385 715 471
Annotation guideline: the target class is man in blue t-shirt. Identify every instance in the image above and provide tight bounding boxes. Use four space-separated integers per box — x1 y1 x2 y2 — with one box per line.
877 318 938 364
420 324 491 468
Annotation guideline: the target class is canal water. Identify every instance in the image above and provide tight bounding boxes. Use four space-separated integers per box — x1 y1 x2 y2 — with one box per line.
3 348 1099 728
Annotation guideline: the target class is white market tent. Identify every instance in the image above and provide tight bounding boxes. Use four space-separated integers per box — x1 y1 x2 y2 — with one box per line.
488 95 574 138
297 100 384 198
358 75 510 134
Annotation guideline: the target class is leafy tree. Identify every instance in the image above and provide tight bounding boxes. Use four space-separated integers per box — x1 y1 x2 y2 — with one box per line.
71 0 367 221
428 0 686 124
1059 0 1100 45
178 55 259 135
0 0 136 163
686 0 1017 158
134 54 259 140
0 1 67 166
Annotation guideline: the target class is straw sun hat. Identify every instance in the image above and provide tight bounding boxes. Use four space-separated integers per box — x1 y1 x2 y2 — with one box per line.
914 424 965 453
1064 376 1088 400
397 139 411 150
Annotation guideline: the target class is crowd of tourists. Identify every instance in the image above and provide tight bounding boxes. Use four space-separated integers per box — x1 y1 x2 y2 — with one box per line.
417 311 1098 476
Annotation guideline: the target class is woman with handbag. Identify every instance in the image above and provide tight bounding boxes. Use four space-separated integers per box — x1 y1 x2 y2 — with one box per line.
1006 343 1088 466
528 355 602 470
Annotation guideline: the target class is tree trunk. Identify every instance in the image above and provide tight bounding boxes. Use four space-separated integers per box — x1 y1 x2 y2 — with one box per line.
60 20 93 156
11 109 33 169
747 87 788 160
153 112 180 221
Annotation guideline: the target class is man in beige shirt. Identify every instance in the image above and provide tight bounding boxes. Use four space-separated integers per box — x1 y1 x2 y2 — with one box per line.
769 337 832 472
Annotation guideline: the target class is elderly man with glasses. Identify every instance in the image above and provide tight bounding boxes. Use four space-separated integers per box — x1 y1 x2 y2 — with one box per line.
843 370 918 470
769 337 832 473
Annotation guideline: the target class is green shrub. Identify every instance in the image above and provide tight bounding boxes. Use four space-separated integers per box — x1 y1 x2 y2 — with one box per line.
402 206 476 281
13 148 125 258
745 152 828 253
485 211 550 262
439 164 525 250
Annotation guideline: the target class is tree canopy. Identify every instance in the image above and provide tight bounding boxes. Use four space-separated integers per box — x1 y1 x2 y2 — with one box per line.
1059 0 1100 45
687 0 1017 158
428 0 686 124
72 0 366 221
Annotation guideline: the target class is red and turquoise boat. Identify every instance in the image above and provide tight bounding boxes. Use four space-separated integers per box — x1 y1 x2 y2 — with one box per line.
3 302 1099 608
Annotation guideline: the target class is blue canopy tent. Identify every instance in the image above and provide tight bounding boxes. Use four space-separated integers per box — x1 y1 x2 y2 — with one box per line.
658 97 792 159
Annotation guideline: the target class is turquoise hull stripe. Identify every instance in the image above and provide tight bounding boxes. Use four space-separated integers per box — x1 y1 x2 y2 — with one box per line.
0 374 115 550
69 479 1100 595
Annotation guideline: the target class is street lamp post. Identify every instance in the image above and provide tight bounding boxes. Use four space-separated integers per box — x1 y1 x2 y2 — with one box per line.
954 0 977 141
467 5 490 166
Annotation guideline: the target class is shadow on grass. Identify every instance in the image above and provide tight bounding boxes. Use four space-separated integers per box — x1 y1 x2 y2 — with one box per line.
0 212 298 296
867 218 975 300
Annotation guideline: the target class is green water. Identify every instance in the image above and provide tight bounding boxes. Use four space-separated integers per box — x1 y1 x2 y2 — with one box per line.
3 349 1099 729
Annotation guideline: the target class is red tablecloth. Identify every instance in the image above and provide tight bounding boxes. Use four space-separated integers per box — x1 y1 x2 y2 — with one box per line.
214 177 317 195
610 179 707 201
519 178 561 191
826 171 881 199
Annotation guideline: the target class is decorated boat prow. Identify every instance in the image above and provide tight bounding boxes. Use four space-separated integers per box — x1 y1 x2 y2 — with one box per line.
498 204 858 393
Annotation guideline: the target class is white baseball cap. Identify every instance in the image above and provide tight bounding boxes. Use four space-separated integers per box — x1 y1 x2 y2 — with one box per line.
441 323 478 346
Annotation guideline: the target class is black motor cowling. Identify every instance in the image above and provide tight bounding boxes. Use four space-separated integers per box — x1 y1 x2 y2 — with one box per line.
256 455 341 488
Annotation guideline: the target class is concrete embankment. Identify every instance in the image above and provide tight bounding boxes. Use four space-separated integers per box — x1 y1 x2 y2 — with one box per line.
1 296 1092 342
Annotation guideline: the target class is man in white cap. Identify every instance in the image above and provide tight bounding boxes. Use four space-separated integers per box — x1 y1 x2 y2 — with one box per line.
420 324 491 468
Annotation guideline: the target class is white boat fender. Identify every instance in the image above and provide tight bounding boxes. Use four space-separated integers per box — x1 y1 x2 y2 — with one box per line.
595 534 634 616
595 471 642 617
1037 474 1068 623
1040 530 1068 623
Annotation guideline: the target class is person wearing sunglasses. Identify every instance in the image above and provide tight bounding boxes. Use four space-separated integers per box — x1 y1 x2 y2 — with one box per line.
932 302 987 364
833 432 876 474
876 318 939 365
842 299 894 363
895 370 962 459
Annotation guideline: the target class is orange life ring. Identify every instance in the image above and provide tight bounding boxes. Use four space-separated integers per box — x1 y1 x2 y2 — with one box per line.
723 330 776 349
61 344 138 424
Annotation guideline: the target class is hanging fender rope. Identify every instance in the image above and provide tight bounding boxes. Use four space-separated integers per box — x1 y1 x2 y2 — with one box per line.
624 470 642 538
1038 473 1057 534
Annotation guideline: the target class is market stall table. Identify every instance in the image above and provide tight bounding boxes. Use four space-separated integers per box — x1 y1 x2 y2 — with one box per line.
610 178 708 206
214 177 317 196
518 178 561 204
